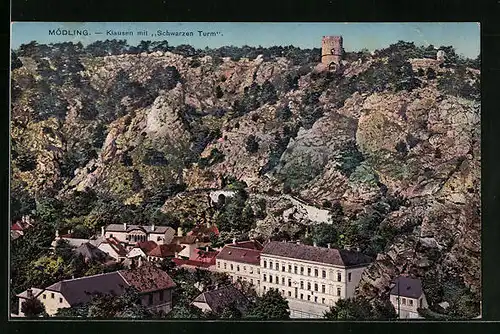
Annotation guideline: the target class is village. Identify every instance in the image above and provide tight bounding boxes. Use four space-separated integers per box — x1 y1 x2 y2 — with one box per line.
11 215 429 319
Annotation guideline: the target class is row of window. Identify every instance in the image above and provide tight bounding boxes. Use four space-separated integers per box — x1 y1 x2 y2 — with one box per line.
396 297 416 307
231 275 261 286
261 286 340 303
218 262 260 274
262 260 351 282
262 275 343 296
42 293 63 304
108 234 162 242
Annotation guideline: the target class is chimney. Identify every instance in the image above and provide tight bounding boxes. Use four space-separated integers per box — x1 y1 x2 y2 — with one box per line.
55 230 59 238
327 243 331 249
123 223 127 230
101 226 105 237
232 238 236 245
22 216 26 223
177 227 183 237
313 242 317 247
151 223 155 232
26 288 33 299
206 246 209 252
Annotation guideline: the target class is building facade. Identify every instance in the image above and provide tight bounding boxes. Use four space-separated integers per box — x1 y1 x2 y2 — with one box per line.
102 224 175 246
321 35 344 67
390 276 428 319
260 241 372 318
215 240 263 293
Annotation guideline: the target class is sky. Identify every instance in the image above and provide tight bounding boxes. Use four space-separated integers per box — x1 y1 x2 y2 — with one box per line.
11 22 480 59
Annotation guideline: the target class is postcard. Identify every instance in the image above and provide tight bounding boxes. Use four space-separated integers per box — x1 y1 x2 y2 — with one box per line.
9 22 480 320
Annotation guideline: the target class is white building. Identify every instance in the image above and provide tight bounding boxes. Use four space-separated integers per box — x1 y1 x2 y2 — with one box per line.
260 241 372 318
390 276 428 319
215 240 263 293
102 224 175 246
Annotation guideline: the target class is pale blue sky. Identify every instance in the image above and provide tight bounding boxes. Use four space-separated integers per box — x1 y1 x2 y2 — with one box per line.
11 22 480 58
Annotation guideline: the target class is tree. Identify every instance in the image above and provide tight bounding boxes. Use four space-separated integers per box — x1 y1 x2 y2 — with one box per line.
324 297 373 320
372 299 398 320
245 135 259 153
246 288 290 319
275 105 292 121
21 297 47 317
220 302 243 319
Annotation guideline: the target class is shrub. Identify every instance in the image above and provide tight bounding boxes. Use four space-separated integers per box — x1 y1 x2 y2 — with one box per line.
245 135 259 153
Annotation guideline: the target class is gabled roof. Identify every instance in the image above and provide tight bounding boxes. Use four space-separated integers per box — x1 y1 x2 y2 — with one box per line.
105 224 174 234
74 242 111 262
136 241 158 253
187 224 220 239
44 272 128 306
230 240 263 251
16 288 44 299
390 276 424 299
216 245 261 265
192 248 219 264
261 241 372 267
148 244 185 258
193 285 249 314
118 263 176 293
172 258 215 269
98 237 128 256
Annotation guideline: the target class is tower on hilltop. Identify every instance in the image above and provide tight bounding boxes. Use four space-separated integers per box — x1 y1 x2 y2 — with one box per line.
321 36 344 68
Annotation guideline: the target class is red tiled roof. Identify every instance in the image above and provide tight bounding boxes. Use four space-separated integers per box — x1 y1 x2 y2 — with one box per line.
11 222 24 231
172 258 214 269
136 241 157 253
105 237 128 256
148 244 185 258
216 245 261 265
231 240 264 251
187 224 220 238
172 235 198 245
192 249 219 264
119 263 176 293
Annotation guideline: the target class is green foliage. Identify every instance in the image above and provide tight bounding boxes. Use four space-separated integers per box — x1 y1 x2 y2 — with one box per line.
246 288 290 319
216 189 255 233
324 297 396 320
438 67 480 101
311 224 339 248
21 298 47 318
338 141 364 176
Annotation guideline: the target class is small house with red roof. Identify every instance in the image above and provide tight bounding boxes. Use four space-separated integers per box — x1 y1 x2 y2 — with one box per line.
147 244 185 263
97 237 128 260
172 247 219 271
215 239 262 292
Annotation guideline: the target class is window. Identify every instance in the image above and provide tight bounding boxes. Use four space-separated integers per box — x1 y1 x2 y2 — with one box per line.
409 299 414 306
110 234 113 238
337 273 342 282
244 266 246 271
237 265 240 272
269 275 273 283
307 268 311 276
43 294 46 299
322 285 326 293
270 261 273 269
59 298 63 303
288 279 292 287
257 280 260 286
264 286 267 292
288 291 291 297
51 293 54 299
337 288 341 296
314 283 318 292
294 266 298 274
322 270 327 278
300 267 304 275
224 263 227 269
300 281 304 289
264 261 267 268
263 274 267 282
282 290 285 296
230 264 233 270
148 294 153 306
307 295 311 301
288 265 292 272
250 267 253 274
282 265 285 272
402 298 406 305
217 262 220 268
314 269 318 277
159 291 164 302
300 294 303 300
157 236 161 241
314 296 318 303
282 277 285 285
251 279 254 284
275 262 279 270
348 273 352 282
257 268 260 274
307 282 311 290
322 298 325 304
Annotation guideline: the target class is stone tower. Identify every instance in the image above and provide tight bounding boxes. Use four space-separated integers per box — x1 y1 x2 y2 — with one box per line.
321 36 344 67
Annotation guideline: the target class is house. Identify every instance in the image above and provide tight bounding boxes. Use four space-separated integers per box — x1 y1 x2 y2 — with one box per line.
390 276 428 319
260 241 372 318
172 227 211 259
192 285 249 315
147 244 185 262
51 230 104 249
127 241 158 259
215 239 262 292
10 215 35 239
16 264 176 316
74 242 114 264
171 247 218 271
97 237 128 260
187 222 220 241
102 224 175 246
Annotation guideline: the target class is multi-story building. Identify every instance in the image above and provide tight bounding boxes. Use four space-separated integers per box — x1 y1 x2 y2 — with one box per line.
260 241 372 318
390 276 428 319
215 239 263 293
102 224 175 246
